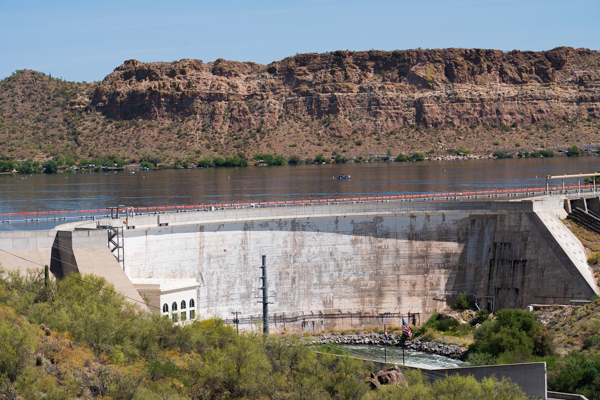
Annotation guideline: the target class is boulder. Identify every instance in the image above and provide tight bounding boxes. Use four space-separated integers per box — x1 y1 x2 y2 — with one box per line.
369 366 408 389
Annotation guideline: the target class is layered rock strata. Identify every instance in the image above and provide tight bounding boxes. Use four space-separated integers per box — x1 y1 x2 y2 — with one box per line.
90 47 600 136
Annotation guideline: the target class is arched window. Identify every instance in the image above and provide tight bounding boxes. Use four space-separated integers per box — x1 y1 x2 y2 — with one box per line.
181 300 186 309
172 302 177 311
189 299 195 308
162 303 169 313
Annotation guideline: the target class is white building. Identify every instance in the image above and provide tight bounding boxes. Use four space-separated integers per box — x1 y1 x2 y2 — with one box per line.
131 278 199 323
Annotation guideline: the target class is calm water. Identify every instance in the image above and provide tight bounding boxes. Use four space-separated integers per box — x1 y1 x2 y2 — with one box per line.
1 157 599 215
339 344 466 369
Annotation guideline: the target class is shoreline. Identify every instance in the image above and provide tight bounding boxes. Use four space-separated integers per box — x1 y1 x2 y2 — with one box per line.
315 333 469 360
3 150 598 175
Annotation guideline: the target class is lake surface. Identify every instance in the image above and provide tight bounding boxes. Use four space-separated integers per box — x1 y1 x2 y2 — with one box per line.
339 344 467 369
1 157 599 216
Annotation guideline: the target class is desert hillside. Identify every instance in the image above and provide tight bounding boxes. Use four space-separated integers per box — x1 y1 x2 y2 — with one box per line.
1 47 599 162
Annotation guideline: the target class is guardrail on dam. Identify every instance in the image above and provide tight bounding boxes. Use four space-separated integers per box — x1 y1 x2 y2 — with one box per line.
2 195 598 332
91 195 597 331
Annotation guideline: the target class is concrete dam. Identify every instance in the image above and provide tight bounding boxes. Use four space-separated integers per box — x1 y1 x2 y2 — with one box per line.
1 196 598 332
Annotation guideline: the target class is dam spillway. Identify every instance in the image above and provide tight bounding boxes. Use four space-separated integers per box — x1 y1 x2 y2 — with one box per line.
2 196 598 331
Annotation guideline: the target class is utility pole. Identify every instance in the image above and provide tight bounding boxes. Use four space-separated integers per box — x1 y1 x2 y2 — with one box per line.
259 255 269 335
44 264 50 302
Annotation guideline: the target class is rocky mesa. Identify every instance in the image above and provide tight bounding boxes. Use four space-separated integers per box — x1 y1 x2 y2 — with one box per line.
1 47 600 160
90 47 600 133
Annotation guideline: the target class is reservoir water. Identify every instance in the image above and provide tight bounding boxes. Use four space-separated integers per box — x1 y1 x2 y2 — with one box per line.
1 156 599 221
339 344 466 369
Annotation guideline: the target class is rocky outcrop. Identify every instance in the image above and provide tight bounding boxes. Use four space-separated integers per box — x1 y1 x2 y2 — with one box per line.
367 366 408 390
316 333 469 360
90 47 600 135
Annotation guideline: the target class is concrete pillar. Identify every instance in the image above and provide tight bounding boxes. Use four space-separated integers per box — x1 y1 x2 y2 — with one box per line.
564 199 572 214
586 197 600 215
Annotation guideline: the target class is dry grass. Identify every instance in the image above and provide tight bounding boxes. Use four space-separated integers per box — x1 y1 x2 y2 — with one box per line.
561 219 600 284
562 219 600 252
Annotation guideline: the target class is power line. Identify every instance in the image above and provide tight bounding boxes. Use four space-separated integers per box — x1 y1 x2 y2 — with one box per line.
1 219 595 315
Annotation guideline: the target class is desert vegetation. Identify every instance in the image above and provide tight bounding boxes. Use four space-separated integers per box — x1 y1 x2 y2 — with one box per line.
0 268 535 399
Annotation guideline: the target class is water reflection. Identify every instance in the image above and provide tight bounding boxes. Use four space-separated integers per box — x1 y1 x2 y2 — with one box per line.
1 157 599 214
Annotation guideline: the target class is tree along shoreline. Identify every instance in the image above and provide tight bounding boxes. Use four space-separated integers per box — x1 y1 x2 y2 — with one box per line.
315 333 469 360
1 146 596 175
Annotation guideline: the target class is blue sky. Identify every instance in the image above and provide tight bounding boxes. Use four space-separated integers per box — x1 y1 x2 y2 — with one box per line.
1 0 598 82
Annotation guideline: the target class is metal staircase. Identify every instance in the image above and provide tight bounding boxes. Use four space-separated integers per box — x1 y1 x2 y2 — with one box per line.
107 226 125 270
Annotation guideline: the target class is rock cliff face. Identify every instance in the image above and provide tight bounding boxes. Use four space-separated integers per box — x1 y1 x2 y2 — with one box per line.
91 47 600 135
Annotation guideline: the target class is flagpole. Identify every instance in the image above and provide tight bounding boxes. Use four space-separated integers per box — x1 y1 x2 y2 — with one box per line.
401 317 412 366
384 324 388 363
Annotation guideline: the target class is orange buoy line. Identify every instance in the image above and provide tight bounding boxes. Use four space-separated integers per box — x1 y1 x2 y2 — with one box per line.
0 184 597 220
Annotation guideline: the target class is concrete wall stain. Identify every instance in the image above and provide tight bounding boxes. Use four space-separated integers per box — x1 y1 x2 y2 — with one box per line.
76 198 599 330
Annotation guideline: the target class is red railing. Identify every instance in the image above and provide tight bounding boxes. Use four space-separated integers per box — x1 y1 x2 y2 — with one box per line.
0 184 596 219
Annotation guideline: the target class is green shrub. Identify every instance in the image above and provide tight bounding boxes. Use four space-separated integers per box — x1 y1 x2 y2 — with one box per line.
421 312 441 331
42 160 59 173
582 336 600 350
469 309 554 363
588 253 600 265
566 145 581 157
455 292 470 310
273 155 287 166
493 151 511 159
438 318 460 332
410 152 425 161
212 157 226 167
16 161 41 174
530 150 555 158
314 154 330 164
252 153 285 166
0 160 15 172
0 308 37 385
140 161 154 169
476 310 490 322
223 155 249 167
287 155 301 165
395 153 408 162
456 323 473 335
548 352 600 398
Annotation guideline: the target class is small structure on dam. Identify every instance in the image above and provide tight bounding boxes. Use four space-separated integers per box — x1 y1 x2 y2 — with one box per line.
1 195 598 332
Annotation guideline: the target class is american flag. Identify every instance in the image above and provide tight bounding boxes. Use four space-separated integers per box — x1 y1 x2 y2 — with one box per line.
384 325 388 342
402 318 413 339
